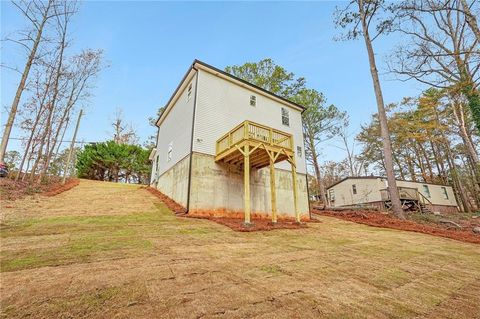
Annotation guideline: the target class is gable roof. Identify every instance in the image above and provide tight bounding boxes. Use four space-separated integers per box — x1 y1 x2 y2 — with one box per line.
155 59 305 126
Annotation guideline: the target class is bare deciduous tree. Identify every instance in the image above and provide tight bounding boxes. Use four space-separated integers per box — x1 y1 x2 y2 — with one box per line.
0 0 72 162
335 0 405 218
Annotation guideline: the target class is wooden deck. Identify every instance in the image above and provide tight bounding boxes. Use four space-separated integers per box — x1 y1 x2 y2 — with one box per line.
215 120 299 224
215 120 294 169
380 187 433 213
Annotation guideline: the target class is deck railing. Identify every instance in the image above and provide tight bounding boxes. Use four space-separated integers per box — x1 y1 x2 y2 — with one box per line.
216 120 293 155
380 186 432 205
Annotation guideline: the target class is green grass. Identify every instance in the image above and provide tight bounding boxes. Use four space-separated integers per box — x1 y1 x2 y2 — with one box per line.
0 202 225 272
0 208 172 272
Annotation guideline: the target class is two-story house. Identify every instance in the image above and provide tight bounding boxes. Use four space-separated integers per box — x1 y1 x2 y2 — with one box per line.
150 60 309 225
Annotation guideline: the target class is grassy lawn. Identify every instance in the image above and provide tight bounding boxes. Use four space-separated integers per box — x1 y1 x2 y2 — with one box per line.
1 179 479 318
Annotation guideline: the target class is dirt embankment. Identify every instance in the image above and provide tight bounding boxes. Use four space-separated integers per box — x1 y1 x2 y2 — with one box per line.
315 210 480 244
0 177 79 201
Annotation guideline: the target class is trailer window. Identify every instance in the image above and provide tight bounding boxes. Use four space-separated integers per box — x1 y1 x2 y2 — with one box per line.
422 185 431 198
352 184 357 195
441 187 449 199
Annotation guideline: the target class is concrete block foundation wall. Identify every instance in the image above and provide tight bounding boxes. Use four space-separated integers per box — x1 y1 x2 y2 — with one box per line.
188 152 309 218
155 155 190 207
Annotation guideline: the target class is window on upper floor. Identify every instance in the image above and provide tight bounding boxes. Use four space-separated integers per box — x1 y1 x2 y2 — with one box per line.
187 83 193 102
250 95 256 107
297 146 302 157
281 107 290 126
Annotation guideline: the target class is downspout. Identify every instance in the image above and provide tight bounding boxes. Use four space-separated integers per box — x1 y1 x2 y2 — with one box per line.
150 126 160 185
300 108 312 219
186 66 199 213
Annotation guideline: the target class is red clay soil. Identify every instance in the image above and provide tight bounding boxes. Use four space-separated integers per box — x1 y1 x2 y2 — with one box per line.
42 179 80 197
188 215 309 232
315 210 480 244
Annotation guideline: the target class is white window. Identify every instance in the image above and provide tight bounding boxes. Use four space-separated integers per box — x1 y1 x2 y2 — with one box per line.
250 95 256 106
296 146 302 157
167 142 173 162
187 83 193 101
422 185 431 198
441 187 449 199
281 107 289 126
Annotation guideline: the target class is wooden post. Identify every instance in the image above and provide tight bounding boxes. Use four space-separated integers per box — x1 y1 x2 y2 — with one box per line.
62 109 83 185
243 144 251 225
269 152 277 223
290 157 300 223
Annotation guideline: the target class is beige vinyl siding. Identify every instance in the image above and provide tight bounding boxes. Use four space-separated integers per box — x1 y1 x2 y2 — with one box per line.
155 73 197 176
395 180 458 206
329 178 383 207
328 178 458 207
192 69 306 174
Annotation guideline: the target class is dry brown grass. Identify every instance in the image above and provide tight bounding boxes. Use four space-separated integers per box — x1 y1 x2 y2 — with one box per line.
1 179 479 318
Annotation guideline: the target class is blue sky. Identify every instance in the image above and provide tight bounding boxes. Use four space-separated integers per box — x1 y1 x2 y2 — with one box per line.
1 1 423 163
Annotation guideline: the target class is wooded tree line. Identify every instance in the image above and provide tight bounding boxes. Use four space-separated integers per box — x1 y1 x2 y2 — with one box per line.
76 141 151 184
227 0 480 214
1 0 104 182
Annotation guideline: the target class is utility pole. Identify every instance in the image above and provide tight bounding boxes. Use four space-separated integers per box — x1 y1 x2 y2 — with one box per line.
62 109 83 185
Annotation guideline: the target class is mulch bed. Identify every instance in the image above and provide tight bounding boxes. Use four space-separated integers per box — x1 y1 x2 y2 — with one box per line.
0 177 79 201
187 215 311 232
42 179 80 197
145 186 316 232
314 210 480 244
144 187 187 214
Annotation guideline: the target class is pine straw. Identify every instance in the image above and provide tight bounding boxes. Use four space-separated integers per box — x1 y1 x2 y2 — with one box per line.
42 179 80 197
0 177 79 201
315 210 480 244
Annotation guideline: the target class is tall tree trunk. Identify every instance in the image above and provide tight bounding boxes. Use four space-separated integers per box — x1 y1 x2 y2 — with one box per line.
430 140 445 183
0 1 53 162
413 143 427 182
405 151 417 182
393 152 405 180
451 99 480 199
36 16 69 182
309 138 328 206
418 142 434 181
16 108 44 181
358 0 404 218
460 0 480 43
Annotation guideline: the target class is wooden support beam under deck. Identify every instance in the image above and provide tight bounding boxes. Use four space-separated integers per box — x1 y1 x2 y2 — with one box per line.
243 144 251 225
269 152 277 223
